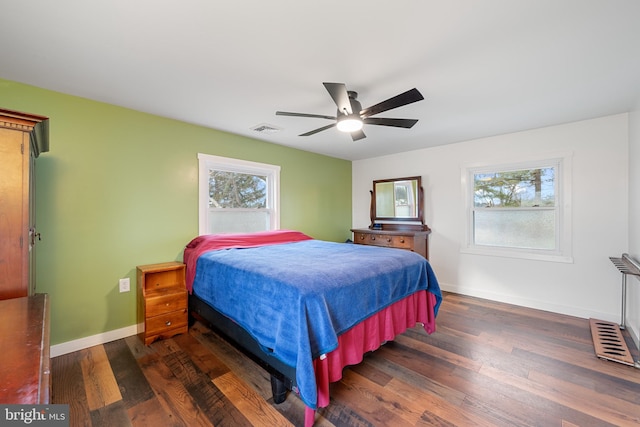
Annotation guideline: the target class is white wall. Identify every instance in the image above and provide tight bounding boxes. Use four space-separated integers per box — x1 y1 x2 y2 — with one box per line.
353 114 629 325
628 108 640 349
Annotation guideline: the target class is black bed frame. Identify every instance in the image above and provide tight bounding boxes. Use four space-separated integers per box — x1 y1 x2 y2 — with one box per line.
188 294 296 404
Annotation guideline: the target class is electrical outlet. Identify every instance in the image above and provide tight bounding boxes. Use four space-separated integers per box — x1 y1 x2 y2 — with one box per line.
119 278 130 293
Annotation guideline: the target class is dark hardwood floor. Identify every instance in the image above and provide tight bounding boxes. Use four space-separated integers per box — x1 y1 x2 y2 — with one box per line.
51 292 640 426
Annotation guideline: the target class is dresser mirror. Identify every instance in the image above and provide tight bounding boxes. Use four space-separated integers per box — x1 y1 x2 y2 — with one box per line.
353 176 430 258
370 176 426 229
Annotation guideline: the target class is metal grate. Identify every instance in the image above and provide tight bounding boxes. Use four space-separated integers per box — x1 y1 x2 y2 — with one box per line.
609 254 640 277
250 123 282 134
589 318 635 366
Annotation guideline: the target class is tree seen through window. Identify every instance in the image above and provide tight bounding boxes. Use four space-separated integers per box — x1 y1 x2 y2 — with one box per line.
474 168 555 208
209 171 266 209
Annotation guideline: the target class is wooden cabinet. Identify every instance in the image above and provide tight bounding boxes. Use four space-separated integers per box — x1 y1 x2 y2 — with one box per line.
137 262 188 345
0 109 49 299
0 294 51 404
351 227 431 259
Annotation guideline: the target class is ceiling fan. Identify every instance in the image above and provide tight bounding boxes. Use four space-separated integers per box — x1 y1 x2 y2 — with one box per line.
276 82 424 141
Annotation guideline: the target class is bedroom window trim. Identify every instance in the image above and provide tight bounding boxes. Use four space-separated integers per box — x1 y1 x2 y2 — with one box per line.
198 153 280 235
461 152 573 263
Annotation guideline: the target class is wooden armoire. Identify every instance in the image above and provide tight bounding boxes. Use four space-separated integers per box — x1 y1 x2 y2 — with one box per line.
0 108 49 299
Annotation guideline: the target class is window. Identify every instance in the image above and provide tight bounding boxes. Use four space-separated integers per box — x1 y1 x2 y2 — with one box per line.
463 154 572 262
198 154 280 235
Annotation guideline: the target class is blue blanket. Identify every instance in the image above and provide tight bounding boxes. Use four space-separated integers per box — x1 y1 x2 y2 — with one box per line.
192 239 441 408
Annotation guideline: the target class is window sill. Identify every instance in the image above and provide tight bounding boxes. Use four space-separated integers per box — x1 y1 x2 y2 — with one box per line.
461 246 573 263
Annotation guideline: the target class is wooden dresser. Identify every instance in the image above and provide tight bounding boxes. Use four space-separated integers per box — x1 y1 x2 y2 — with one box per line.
137 262 188 345
356 176 431 259
0 294 51 404
352 227 431 259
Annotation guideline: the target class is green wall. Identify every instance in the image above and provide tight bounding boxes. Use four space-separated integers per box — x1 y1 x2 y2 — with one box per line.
0 78 352 345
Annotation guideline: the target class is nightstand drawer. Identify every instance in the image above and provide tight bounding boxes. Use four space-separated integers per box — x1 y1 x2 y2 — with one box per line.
146 309 188 336
145 289 187 317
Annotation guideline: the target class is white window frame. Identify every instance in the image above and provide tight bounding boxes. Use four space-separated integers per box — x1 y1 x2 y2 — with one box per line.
198 153 280 235
461 152 573 263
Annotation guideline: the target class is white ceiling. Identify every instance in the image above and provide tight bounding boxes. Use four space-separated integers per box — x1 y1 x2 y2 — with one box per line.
2 1 639 161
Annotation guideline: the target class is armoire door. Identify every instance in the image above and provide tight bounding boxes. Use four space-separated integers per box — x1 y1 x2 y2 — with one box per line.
0 127 30 299
0 109 49 300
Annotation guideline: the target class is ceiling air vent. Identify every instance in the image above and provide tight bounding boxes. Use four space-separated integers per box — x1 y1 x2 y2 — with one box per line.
251 123 282 134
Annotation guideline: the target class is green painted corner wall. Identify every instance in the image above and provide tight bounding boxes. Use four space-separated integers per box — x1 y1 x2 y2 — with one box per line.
0 78 352 345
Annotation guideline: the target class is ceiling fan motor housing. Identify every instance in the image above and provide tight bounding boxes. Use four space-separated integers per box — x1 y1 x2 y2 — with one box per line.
344 91 363 116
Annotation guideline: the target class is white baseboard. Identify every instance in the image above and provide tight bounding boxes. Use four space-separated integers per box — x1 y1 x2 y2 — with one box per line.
625 323 640 355
439 282 620 324
50 325 138 358
50 291 639 360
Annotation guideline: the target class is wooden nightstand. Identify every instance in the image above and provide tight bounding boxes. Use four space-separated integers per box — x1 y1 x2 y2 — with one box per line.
137 261 188 345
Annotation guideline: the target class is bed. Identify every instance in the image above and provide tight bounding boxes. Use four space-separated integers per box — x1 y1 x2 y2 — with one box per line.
184 230 442 426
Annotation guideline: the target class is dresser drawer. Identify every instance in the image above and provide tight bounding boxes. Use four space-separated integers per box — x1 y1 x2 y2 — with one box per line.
354 231 390 247
146 309 188 336
354 231 375 245
389 234 413 249
145 289 187 317
354 232 413 249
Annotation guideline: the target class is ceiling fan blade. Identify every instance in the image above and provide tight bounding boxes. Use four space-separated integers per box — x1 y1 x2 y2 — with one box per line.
360 88 424 118
276 111 336 120
351 129 366 141
323 82 352 115
300 123 336 136
364 117 419 128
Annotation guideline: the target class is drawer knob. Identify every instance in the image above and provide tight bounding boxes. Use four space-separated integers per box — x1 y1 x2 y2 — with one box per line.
165 321 172 326
386 238 391 242
359 235 364 240
400 238 405 243
371 236 375 241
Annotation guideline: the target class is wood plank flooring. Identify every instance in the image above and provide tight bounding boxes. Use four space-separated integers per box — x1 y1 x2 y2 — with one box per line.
51 292 640 426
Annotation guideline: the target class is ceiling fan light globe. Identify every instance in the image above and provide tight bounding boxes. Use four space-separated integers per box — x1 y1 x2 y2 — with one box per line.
337 116 363 132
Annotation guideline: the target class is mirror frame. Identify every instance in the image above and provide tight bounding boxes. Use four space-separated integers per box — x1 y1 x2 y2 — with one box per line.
370 176 425 228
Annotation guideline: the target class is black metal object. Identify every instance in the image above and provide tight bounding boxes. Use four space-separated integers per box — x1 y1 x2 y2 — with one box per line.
188 294 296 401
276 82 424 140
